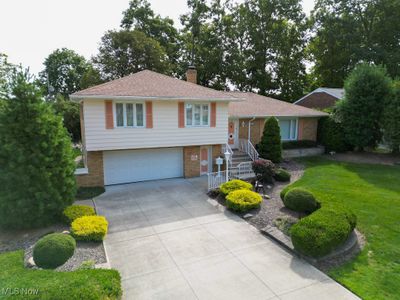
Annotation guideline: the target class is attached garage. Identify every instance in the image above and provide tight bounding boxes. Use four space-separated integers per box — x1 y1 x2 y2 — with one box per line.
103 148 183 185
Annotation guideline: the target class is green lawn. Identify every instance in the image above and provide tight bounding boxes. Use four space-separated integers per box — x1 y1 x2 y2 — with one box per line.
0 250 122 299
287 157 400 300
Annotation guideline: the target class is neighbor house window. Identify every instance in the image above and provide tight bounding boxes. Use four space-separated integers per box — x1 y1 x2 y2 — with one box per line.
185 103 209 126
278 118 297 140
115 102 145 127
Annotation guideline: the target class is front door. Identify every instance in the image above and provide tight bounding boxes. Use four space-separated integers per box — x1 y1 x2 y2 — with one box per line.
228 119 239 149
200 146 210 175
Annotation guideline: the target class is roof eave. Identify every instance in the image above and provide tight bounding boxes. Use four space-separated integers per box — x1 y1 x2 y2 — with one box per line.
70 94 244 102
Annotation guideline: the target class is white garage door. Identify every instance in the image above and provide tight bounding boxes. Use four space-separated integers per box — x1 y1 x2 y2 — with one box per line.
103 148 183 185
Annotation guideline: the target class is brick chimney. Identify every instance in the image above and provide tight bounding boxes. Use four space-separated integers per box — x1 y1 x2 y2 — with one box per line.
186 66 197 84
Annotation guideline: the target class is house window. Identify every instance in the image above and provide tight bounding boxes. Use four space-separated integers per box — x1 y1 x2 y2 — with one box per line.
115 102 145 127
185 103 209 126
279 119 297 140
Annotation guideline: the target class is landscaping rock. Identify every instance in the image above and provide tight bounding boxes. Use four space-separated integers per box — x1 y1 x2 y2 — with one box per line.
27 257 36 268
62 230 70 235
243 213 253 219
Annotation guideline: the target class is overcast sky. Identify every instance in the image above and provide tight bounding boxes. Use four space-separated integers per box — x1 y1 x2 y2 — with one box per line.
0 0 315 75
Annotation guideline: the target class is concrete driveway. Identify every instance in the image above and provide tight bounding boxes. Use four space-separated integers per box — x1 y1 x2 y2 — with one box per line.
95 178 359 300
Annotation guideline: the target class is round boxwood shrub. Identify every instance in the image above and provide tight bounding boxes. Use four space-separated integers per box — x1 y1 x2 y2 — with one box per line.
62 205 96 224
225 189 263 212
71 216 108 242
290 208 353 257
220 179 252 196
33 233 76 269
283 188 320 214
274 168 291 182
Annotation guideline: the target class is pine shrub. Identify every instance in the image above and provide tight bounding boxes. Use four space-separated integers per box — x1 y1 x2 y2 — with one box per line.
258 117 282 163
0 72 76 229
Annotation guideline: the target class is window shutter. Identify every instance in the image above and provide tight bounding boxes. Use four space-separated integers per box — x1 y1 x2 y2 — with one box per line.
146 102 153 128
105 100 114 129
178 102 185 128
210 102 216 127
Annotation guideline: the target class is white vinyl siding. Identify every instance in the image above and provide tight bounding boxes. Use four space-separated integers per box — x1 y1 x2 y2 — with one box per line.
185 103 209 127
278 118 298 141
83 100 228 151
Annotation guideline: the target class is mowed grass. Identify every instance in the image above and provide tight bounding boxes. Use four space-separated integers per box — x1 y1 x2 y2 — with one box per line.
286 157 400 300
0 250 122 299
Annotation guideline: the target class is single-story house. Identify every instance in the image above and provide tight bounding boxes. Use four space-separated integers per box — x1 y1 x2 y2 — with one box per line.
227 91 327 148
71 68 327 187
294 87 344 110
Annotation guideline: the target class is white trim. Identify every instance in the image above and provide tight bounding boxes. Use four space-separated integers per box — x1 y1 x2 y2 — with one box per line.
70 94 243 102
294 88 343 104
114 101 146 128
229 113 328 118
184 102 211 127
74 168 88 175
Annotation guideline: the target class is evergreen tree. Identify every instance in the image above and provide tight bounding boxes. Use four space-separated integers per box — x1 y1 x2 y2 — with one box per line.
383 81 400 152
339 64 391 150
0 72 76 229
258 117 282 163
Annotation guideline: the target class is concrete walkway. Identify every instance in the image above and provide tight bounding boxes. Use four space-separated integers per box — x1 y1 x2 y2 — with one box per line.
95 178 359 300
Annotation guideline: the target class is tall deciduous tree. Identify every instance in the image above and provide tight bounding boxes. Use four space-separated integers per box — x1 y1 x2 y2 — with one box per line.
309 0 400 87
0 71 76 229
0 53 16 97
93 29 171 80
383 81 400 152
40 48 98 97
339 64 391 150
121 0 180 69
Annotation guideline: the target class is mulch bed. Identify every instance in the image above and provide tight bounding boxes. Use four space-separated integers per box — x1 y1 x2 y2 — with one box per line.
0 200 107 271
211 159 365 272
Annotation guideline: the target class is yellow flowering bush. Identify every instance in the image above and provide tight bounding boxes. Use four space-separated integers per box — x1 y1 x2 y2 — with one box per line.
225 189 263 212
71 216 108 242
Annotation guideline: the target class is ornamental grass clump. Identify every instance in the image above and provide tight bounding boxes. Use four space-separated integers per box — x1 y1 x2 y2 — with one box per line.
71 216 108 242
220 179 252 196
225 190 263 212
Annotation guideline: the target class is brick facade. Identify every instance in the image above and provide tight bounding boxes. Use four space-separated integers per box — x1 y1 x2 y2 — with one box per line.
298 118 318 141
183 144 223 177
238 117 319 145
297 92 338 110
76 151 104 187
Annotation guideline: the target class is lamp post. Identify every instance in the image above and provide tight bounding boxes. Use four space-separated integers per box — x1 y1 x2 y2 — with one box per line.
224 150 231 182
216 157 223 176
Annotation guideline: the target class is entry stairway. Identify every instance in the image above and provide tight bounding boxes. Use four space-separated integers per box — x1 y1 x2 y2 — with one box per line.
230 149 256 180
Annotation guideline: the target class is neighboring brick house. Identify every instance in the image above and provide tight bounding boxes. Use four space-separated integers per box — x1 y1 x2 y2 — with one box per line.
226 92 328 148
294 88 344 110
71 69 327 187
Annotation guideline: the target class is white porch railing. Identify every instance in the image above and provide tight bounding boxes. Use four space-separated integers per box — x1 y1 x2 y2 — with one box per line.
238 139 259 161
208 171 228 191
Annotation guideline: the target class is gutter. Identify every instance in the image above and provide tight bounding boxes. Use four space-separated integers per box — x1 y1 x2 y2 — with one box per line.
70 94 245 103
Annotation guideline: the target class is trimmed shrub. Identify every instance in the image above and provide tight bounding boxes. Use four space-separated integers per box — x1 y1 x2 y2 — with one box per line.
258 117 282 163
274 168 291 182
225 189 263 212
252 159 275 183
317 116 351 153
282 140 317 150
220 179 252 196
71 216 108 242
283 188 320 214
63 205 96 224
280 188 289 200
33 233 76 269
324 205 357 231
290 208 353 257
